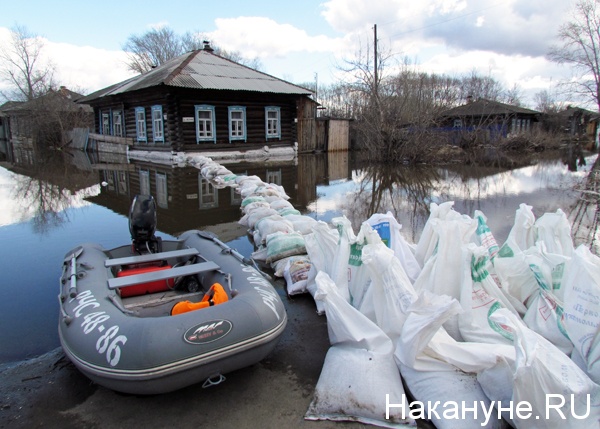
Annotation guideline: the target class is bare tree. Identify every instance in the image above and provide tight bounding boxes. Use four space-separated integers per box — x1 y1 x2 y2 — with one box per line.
548 0 600 111
123 26 262 74
0 24 55 101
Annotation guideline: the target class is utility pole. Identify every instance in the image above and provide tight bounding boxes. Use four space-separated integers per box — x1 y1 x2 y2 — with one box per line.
373 24 378 100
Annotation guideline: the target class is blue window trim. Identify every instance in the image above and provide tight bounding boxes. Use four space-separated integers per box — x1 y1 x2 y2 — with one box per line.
265 106 281 140
151 105 164 143
135 107 147 142
100 109 111 135
195 104 216 143
228 106 247 143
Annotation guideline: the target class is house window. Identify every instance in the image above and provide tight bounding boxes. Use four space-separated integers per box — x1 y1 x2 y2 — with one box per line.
228 106 246 142
135 107 147 142
198 176 218 209
265 106 281 139
139 170 150 195
152 105 164 143
195 105 216 143
101 112 110 135
453 119 463 128
156 172 168 208
112 110 123 137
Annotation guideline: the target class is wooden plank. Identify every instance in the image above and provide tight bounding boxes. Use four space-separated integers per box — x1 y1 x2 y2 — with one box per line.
105 248 199 267
108 261 220 289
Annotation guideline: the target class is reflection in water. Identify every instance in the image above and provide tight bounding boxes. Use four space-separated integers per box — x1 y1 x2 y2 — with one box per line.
4 144 99 233
570 156 600 254
0 144 598 364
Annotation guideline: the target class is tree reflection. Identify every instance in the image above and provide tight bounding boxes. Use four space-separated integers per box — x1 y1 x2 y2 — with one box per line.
570 155 600 255
340 163 445 242
9 146 98 234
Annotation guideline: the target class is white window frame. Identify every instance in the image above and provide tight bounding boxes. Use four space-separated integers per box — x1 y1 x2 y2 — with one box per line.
135 107 147 142
195 105 216 143
101 112 110 135
151 105 164 143
155 172 168 208
198 175 218 209
228 106 246 142
112 110 123 137
265 106 281 139
139 170 150 195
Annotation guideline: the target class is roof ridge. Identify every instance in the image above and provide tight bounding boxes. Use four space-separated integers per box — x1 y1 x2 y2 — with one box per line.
164 50 198 85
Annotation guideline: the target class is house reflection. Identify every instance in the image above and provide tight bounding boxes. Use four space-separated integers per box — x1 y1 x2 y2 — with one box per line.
86 152 351 238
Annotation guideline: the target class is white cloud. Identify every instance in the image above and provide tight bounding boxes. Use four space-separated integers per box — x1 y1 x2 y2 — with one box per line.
44 40 135 94
207 16 346 59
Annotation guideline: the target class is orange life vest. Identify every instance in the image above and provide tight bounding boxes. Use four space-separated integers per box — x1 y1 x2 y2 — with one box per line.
171 283 229 315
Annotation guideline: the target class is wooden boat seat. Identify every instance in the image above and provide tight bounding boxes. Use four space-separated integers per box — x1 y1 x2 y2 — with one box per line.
108 261 220 291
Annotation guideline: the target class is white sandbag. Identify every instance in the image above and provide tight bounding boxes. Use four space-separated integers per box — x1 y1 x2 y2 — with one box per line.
241 200 270 215
281 214 318 235
494 238 539 308
305 272 414 428
400 363 510 429
491 309 600 429
361 239 418 346
240 195 266 209
522 243 573 355
269 199 294 211
270 254 305 277
505 203 536 252
265 231 306 264
330 216 355 303
366 211 422 283
562 245 600 383
474 210 500 259
413 214 477 341
535 209 574 257
283 256 311 295
458 244 518 345
415 201 456 265
240 207 279 229
304 222 339 314
396 291 513 429
254 214 294 244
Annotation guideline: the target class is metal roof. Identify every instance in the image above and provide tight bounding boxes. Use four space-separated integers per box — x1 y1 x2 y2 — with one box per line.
80 49 313 103
443 98 540 117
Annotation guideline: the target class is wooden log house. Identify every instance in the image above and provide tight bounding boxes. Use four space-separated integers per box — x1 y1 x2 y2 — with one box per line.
78 43 317 154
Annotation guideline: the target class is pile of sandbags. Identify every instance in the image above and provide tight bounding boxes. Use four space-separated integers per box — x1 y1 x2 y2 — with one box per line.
304 201 600 428
191 155 600 428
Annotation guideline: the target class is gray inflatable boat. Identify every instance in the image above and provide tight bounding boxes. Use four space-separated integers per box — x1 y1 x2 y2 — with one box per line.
58 195 287 394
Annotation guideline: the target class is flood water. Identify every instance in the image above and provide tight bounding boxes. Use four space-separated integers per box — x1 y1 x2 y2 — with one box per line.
0 145 598 364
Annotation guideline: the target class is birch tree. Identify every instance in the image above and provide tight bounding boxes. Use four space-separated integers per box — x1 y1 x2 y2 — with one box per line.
548 0 600 111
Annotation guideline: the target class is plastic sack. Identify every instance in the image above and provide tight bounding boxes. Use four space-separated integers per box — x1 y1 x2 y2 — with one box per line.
491 309 600 429
283 256 311 295
562 245 600 383
474 210 500 260
395 292 511 429
366 212 422 283
413 214 477 340
305 272 414 428
253 214 294 244
265 231 306 264
522 243 573 355
304 221 339 314
361 238 418 346
281 214 318 236
458 244 518 345
414 201 456 266
535 209 574 257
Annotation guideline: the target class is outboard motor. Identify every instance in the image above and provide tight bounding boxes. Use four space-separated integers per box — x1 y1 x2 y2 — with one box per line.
129 194 162 254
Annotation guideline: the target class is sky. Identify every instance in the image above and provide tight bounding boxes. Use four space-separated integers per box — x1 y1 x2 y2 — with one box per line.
0 0 581 109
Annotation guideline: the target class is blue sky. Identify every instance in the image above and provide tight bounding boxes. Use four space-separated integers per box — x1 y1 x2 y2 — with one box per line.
0 0 580 108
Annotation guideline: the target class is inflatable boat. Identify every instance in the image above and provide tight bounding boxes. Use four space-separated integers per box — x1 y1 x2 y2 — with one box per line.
58 195 287 395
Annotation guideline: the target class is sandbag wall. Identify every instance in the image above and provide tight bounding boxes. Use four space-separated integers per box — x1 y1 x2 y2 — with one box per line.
189 154 600 429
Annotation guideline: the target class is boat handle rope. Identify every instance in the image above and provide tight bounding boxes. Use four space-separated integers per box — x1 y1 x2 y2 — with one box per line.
202 374 226 388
